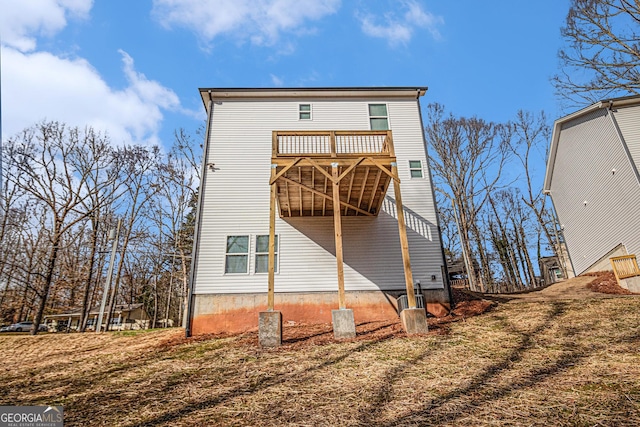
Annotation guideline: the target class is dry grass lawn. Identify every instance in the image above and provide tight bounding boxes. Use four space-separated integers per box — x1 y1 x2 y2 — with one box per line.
1 293 639 426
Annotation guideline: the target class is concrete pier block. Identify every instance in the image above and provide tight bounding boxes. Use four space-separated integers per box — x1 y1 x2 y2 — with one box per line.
400 308 429 334
258 311 282 347
332 309 356 339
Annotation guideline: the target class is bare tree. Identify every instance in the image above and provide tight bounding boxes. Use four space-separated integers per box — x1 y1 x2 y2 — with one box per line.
507 111 566 276
425 104 512 291
486 193 522 291
105 145 162 330
554 0 640 105
0 142 29 307
5 122 115 334
157 136 200 327
75 135 118 332
497 189 538 288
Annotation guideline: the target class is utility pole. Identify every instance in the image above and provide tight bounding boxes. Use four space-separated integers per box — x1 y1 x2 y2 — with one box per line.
96 219 121 333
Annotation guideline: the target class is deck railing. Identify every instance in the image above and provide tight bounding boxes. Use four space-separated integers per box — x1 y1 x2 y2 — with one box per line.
273 130 393 157
610 254 640 280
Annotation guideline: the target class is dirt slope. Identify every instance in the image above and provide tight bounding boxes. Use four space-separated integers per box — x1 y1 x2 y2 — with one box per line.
503 276 611 302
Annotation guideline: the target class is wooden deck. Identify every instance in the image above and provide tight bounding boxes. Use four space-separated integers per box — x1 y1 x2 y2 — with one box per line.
271 131 397 217
265 130 419 328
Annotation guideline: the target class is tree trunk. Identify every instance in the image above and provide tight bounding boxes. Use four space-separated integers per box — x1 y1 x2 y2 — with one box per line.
471 223 492 292
152 275 158 329
179 248 189 328
519 224 537 287
31 231 61 335
79 221 100 332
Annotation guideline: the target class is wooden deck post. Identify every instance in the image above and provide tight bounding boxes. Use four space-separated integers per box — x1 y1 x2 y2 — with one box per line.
331 163 347 309
268 164 277 311
391 163 416 309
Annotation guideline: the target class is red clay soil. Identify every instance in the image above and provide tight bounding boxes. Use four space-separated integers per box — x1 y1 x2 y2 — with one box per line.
450 287 495 318
160 318 457 351
585 271 636 295
160 275 634 351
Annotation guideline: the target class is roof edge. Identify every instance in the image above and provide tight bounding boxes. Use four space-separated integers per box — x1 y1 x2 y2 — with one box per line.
543 94 640 192
198 87 428 108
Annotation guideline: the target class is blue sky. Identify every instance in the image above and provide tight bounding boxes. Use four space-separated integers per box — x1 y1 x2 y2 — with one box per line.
1 0 570 149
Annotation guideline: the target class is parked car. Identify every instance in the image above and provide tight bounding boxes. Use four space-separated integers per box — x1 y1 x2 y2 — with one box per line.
0 325 9 332
7 321 46 332
8 321 34 332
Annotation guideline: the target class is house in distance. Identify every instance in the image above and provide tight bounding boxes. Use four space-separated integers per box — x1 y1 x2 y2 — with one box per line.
544 95 640 276
186 87 451 345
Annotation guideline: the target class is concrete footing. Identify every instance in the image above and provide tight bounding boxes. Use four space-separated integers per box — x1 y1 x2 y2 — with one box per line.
331 309 356 339
258 311 282 347
620 276 640 293
400 308 429 334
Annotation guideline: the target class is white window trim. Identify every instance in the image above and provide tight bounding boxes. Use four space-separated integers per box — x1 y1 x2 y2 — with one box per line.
368 103 390 130
299 103 312 120
409 160 424 179
224 235 250 275
254 234 280 274
223 234 281 275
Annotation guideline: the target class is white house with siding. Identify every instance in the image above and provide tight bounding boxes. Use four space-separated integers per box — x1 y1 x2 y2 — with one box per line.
186 87 451 337
543 95 640 276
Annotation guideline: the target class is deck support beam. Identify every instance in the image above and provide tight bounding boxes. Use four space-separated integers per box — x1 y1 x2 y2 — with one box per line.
331 162 356 339
391 162 428 334
260 164 282 347
332 163 347 310
268 165 277 311
391 164 416 309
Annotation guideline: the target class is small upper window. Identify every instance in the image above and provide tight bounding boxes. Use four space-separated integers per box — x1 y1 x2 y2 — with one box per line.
409 160 424 178
299 104 312 120
369 104 388 130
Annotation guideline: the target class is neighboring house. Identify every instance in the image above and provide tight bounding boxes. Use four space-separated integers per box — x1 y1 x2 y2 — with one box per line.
186 87 451 339
543 95 640 276
538 256 564 285
44 303 150 331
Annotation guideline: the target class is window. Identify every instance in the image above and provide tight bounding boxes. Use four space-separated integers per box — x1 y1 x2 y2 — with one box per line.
369 104 389 130
299 104 312 120
409 160 423 178
225 236 249 274
255 235 279 273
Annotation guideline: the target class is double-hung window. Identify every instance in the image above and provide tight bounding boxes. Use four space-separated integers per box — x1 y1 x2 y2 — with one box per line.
368 104 389 130
225 236 249 274
409 160 424 178
255 235 278 273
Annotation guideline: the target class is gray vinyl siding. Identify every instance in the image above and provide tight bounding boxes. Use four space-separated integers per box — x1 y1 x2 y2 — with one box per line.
612 104 640 177
194 97 445 294
550 108 640 274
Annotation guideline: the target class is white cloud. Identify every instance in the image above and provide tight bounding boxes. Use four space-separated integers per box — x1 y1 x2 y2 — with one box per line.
2 47 183 146
1 0 190 146
151 0 341 47
359 14 413 46
357 0 443 46
0 0 93 52
270 74 284 87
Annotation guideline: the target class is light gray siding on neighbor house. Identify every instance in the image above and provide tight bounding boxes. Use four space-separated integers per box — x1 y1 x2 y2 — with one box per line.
193 96 445 295
612 104 640 174
549 107 640 274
